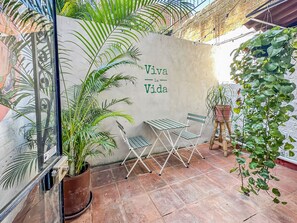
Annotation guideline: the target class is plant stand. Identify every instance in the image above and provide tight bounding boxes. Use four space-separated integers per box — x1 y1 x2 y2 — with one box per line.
209 120 232 157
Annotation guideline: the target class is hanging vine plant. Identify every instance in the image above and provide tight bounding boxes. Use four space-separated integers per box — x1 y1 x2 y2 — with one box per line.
230 27 297 204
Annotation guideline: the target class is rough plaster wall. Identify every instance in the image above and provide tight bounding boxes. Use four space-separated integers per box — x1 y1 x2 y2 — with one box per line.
175 0 267 42
57 16 218 166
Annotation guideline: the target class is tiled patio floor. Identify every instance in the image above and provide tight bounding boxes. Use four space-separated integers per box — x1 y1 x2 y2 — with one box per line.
67 144 297 223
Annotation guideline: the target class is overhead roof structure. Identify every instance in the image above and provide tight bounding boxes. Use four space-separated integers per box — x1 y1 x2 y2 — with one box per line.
245 0 297 31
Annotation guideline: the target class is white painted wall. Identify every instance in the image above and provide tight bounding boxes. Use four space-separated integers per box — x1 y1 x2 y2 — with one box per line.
57 16 218 165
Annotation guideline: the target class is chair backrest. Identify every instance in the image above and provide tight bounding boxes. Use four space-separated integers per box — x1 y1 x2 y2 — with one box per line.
187 113 206 124
186 113 206 135
116 121 128 142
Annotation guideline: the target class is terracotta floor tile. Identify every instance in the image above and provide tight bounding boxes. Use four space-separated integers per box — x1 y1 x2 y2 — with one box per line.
226 184 272 210
154 154 172 167
149 186 184 216
74 143 297 223
196 145 218 157
123 194 161 223
117 177 145 200
283 191 297 213
191 175 222 196
111 165 136 181
244 213 278 223
261 204 297 223
150 218 164 223
206 169 240 189
143 159 162 172
205 155 232 167
167 155 186 166
160 166 187 184
92 203 127 223
188 199 236 223
92 183 120 208
91 169 114 188
170 179 204 204
132 162 152 175
174 164 202 179
138 173 167 192
270 178 297 195
66 209 92 223
189 159 217 173
214 192 257 220
163 208 200 223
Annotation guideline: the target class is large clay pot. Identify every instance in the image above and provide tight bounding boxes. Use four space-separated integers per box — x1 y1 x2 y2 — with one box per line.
215 105 231 122
63 163 91 218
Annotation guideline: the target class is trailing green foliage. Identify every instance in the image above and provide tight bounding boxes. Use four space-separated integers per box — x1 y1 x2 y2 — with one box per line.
230 27 297 203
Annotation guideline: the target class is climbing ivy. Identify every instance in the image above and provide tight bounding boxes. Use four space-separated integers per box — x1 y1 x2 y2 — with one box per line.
230 27 297 204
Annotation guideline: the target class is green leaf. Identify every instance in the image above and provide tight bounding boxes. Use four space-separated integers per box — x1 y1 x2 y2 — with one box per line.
272 188 281 197
264 89 275 96
282 201 288 205
230 167 238 173
289 150 295 157
234 108 241 114
267 46 282 57
273 197 280 204
263 160 276 168
289 136 296 143
248 177 255 185
284 143 294 151
265 63 278 71
249 162 258 169
286 105 294 112
236 157 246 165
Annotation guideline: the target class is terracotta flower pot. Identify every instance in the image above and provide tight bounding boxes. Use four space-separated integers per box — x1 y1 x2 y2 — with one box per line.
63 163 91 218
215 105 231 122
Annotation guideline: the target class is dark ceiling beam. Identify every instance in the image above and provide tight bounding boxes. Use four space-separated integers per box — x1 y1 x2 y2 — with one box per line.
277 10 297 25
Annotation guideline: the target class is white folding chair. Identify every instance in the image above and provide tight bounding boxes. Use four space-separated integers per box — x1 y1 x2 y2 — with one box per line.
116 121 152 179
173 113 206 165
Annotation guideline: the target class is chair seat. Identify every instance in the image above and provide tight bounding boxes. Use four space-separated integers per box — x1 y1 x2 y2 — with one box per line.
173 131 200 140
128 135 151 149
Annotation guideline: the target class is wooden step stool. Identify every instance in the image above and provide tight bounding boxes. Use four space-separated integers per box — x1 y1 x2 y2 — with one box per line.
209 120 232 157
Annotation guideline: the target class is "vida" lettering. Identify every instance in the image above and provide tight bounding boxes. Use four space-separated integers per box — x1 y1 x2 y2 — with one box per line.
144 84 168 94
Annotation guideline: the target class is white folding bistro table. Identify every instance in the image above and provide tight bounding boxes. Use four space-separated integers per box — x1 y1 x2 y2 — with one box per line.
144 118 189 175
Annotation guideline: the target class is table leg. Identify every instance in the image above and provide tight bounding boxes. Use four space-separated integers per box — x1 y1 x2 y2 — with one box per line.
158 129 188 175
221 123 228 157
146 127 170 159
209 121 218 150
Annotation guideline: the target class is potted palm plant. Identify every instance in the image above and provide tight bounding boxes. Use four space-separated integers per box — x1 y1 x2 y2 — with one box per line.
206 84 233 122
59 0 192 219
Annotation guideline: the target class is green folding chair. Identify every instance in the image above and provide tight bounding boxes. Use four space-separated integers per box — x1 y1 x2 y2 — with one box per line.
116 121 152 179
173 113 206 164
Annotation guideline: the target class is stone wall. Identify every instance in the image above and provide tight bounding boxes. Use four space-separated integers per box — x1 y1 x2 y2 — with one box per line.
175 0 267 42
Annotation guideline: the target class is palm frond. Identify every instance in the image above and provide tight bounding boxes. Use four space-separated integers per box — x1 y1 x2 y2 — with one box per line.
0 151 38 189
75 0 192 69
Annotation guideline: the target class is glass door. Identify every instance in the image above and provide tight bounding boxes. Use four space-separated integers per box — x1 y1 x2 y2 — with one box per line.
0 0 63 222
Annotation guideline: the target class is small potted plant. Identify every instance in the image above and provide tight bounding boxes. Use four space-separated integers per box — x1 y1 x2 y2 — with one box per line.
206 84 233 122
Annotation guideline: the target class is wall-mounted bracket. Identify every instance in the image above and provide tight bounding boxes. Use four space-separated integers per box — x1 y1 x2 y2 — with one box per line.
51 156 69 185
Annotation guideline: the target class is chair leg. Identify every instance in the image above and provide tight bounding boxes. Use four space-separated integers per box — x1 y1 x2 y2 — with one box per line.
195 147 205 159
187 146 196 165
125 157 140 179
133 147 152 173
121 150 132 165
